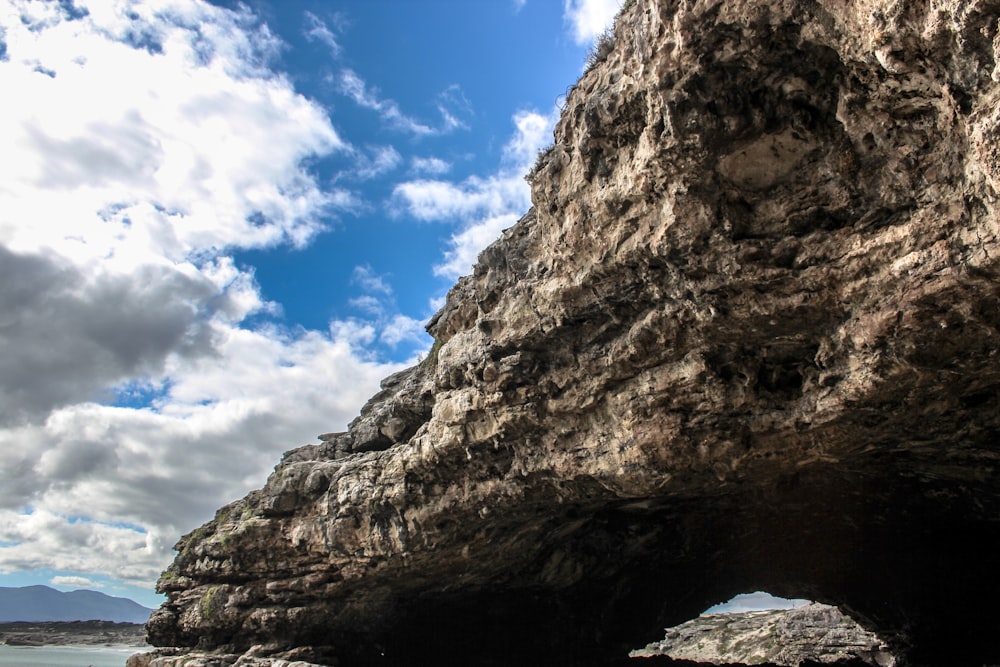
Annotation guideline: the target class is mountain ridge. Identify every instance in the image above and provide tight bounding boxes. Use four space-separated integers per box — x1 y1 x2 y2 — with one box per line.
0 585 152 624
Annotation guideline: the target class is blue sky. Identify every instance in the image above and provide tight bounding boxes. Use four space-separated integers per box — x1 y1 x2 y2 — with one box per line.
228 0 603 337
0 0 624 609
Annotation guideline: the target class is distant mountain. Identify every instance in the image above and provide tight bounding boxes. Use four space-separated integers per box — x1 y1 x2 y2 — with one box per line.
0 585 152 624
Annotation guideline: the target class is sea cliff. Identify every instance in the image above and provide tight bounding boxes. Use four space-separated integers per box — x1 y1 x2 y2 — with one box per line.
144 0 1000 664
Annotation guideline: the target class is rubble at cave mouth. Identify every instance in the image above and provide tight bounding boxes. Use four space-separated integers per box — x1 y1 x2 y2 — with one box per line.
631 596 896 667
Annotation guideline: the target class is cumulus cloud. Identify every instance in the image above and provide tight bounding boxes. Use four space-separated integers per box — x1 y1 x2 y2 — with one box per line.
393 109 558 279
0 246 218 423
0 0 405 596
0 322 407 588
380 314 428 348
1 1 349 263
564 0 622 44
392 178 520 222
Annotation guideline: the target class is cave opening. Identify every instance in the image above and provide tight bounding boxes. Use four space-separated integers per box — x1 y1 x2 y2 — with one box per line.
335 446 1000 667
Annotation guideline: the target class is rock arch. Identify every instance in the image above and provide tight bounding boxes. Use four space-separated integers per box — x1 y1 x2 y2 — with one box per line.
147 1 1000 665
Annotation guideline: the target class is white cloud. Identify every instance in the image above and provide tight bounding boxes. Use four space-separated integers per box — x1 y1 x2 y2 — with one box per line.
411 156 452 175
1 510 164 588
393 177 523 222
0 321 406 588
429 294 447 312
393 109 558 280
0 0 350 266
351 264 394 295
563 0 621 45
514 0 527 13
434 212 522 280
380 314 427 348
303 10 344 58
346 266 433 352
338 68 435 136
337 69 469 137
503 109 554 166
0 0 358 422
325 187 367 214
51 575 100 589
328 319 379 349
347 145 402 181
349 295 385 316
437 84 472 132
0 0 406 596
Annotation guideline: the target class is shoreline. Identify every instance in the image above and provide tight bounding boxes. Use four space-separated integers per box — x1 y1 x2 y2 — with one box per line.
0 643 150 667
0 620 147 648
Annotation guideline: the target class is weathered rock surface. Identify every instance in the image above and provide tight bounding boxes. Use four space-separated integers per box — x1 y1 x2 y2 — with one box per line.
631 603 895 666
125 647 325 667
146 0 1000 665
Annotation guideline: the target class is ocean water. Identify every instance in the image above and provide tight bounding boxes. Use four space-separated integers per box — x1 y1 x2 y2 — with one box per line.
0 644 142 667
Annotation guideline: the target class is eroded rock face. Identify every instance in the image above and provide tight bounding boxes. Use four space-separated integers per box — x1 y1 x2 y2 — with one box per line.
147 0 1000 665
631 603 895 666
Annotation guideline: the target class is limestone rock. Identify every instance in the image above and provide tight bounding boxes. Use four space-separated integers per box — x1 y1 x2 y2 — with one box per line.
148 0 1000 665
631 603 896 666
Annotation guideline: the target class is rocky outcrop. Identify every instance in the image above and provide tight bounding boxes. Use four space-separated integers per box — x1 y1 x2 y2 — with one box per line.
125 647 326 667
631 603 895 666
146 0 1000 665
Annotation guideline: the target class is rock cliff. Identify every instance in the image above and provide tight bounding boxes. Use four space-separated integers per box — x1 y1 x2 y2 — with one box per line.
145 0 1000 665
631 603 895 666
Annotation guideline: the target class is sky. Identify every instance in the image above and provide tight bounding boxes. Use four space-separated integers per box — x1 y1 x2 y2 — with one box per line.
704 592 811 615
0 0 626 610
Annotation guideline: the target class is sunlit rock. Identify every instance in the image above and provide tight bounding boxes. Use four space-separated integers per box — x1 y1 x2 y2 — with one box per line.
631 602 896 666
